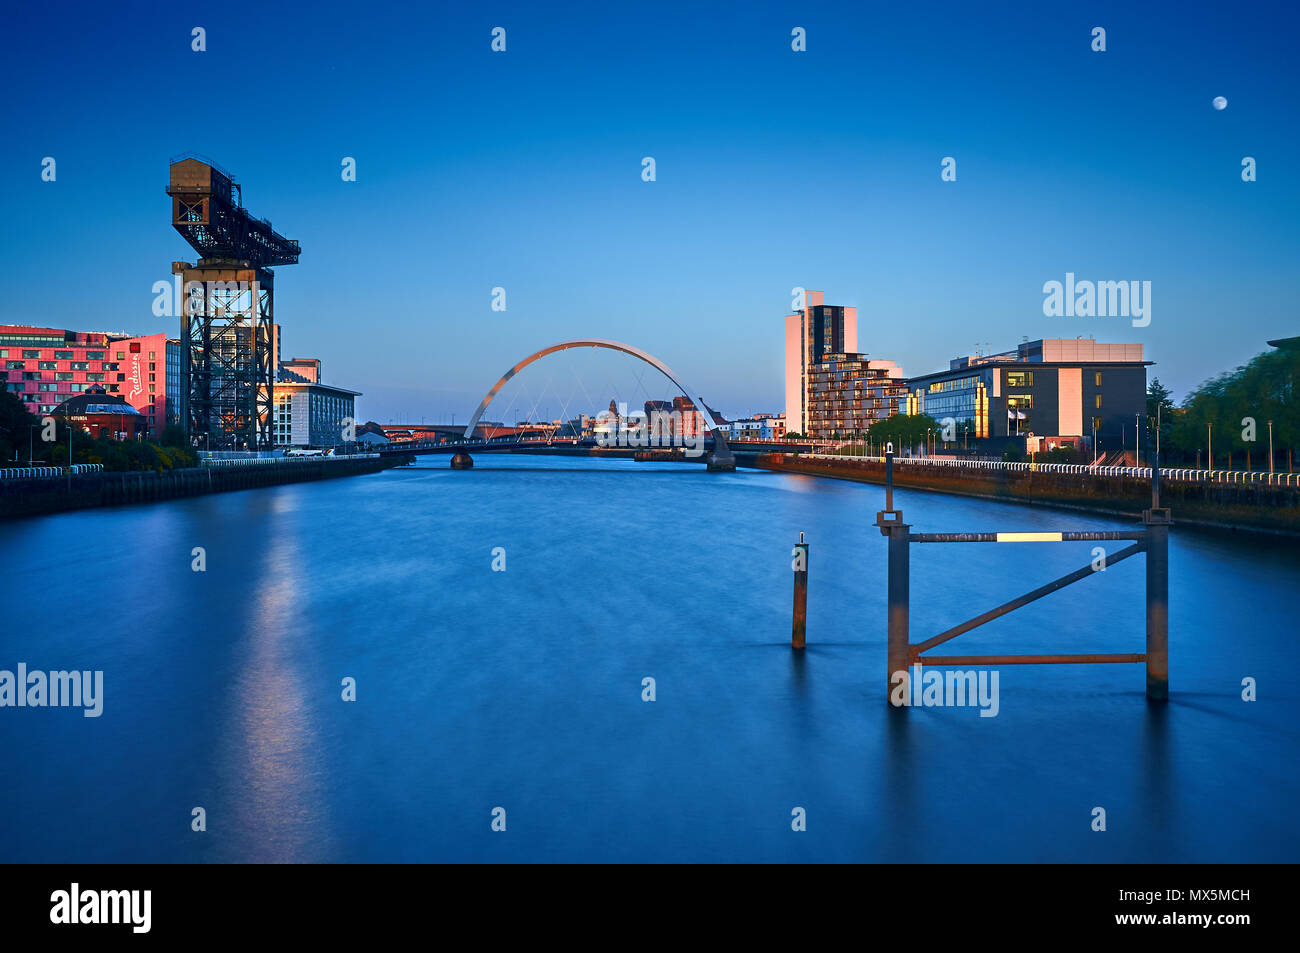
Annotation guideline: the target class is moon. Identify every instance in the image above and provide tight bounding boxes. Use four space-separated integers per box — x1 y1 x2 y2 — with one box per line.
1213 96 1228 110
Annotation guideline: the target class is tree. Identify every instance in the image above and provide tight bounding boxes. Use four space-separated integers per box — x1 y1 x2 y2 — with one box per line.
1146 378 1175 419
1164 346 1299 467
0 391 40 464
868 413 940 455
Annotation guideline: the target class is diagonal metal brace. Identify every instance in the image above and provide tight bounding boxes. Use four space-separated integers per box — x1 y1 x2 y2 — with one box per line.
911 540 1146 658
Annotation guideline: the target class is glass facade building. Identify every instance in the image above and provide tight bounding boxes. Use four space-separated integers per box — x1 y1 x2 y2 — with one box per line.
904 339 1150 453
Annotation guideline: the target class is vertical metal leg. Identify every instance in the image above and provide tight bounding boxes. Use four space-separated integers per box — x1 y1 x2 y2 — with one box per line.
1144 517 1169 700
886 524 910 700
792 535 808 649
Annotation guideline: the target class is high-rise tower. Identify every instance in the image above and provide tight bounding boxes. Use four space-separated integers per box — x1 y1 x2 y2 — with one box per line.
783 291 858 434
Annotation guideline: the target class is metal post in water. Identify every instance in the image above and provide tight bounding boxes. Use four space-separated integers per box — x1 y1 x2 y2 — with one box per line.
792 532 808 649
876 445 910 703
885 520 910 699
1145 422 1169 700
1145 515 1169 700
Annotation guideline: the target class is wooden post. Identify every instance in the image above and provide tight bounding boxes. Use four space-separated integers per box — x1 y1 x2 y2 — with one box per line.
792 532 808 649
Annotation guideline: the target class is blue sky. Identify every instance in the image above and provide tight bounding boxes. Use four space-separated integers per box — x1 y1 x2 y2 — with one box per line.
2 0 1296 422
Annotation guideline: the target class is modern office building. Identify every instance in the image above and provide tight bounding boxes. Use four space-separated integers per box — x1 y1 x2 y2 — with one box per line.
903 338 1150 452
0 326 177 437
272 359 360 448
784 290 858 435
806 354 907 438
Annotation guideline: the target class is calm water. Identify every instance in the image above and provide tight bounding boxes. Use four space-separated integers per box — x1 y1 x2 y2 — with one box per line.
1 455 1297 863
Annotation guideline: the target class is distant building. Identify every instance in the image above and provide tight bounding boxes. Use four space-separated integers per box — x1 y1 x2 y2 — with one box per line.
280 357 320 383
903 338 1151 452
356 421 390 445
49 387 147 439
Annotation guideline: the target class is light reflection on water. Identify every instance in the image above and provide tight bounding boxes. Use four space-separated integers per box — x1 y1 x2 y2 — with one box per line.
0 455 1297 862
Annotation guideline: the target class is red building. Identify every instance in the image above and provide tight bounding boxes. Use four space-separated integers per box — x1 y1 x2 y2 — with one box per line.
51 388 147 439
0 326 177 437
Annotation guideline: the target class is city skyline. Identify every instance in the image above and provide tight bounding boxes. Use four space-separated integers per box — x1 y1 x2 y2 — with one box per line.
3 2 1296 418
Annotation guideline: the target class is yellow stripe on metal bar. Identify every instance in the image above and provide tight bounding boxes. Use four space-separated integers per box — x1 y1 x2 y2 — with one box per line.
995 532 1063 543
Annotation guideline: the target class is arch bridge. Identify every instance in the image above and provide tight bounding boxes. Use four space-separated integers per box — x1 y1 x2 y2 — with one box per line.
439 339 736 471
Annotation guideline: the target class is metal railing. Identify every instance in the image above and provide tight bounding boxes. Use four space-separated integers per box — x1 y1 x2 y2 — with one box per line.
200 454 379 468
801 453 1300 487
0 464 104 480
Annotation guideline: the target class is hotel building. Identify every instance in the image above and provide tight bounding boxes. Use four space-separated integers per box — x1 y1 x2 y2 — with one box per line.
903 338 1150 452
1 325 180 437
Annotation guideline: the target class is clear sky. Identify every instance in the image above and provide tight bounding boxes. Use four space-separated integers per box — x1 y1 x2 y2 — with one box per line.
2 0 1296 422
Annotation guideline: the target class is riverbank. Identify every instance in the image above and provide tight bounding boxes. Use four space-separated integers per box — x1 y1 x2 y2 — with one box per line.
0 454 413 520
744 452 1300 536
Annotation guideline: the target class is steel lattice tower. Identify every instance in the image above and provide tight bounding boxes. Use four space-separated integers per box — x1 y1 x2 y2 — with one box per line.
167 155 299 450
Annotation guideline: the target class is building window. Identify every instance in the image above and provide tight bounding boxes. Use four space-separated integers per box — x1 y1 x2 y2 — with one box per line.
5 361 24 369
1095 371 1103 387
54 351 73 360
1095 394 1103 409
1005 371 1034 387
116 352 125 360
87 351 104 360
22 350 40 358
70 362 88 371
56 372 73 381
38 361 56 370
1092 416 1103 433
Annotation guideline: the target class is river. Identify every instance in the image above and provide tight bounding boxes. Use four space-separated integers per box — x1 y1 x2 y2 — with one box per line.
1 455 1296 862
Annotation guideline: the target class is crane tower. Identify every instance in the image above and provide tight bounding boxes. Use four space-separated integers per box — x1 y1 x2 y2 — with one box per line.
167 155 300 450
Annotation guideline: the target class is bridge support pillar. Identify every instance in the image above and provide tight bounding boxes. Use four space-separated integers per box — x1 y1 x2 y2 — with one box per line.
450 453 474 470
706 446 736 472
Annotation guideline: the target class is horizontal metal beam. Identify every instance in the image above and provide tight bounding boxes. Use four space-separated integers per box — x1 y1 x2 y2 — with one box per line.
910 530 1146 543
917 654 1147 665
910 541 1146 655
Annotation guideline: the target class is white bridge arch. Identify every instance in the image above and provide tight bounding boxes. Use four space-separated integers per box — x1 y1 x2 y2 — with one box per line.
461 339 734 463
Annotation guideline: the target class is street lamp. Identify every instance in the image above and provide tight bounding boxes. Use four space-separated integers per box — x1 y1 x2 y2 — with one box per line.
1135 413 1141 467
1268 419 1274 474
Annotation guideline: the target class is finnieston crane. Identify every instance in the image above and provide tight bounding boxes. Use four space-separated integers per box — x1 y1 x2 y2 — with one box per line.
167 154 299 451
